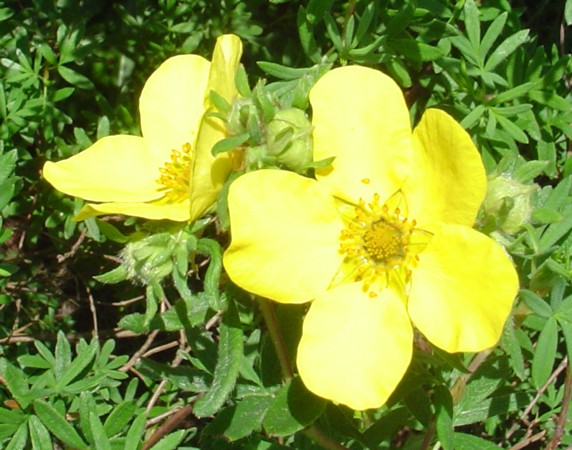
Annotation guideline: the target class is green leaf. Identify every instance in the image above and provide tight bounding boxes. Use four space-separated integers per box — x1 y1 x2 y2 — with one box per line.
57 65 94 89
79 392 97 444
463 0 480 51
520 290 553 318
235 64 251 97
263 377 326 436
500 319 526 380
0 178 16 210
513 160 549 183
94 265 129 284
0 149 17 184
193 298 243 417
558 319 572 364
479 12 506 61
491 82 535 104
539 204 572 250
203 394 274 441
404 386 432 426
0 361 30 409
149 430 187 450
103 401 136 437
389 39 444 62
454 432 501 449
6 422 28 450
532 208 562 224
257 62 313 81
124 413 147 450
297 7 321 63
566 0 572 25
434 386 454 450
454 391 530 426
532 316 558 388
28 415 52 450
484 29 529 71
305 0 335 24
211 133 250 156
89 412 111 450
197 238 223 310
56 340 98 391
33 400 88 449
495 114 528 143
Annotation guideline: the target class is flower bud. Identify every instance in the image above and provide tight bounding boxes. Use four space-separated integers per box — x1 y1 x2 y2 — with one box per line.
266 108 312 172
482 175 536 234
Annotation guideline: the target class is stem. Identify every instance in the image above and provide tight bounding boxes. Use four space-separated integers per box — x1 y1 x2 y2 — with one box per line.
257 297 294 382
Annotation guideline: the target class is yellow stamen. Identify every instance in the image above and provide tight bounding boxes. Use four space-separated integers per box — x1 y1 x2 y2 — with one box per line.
338 190 431 294
156 143 193 203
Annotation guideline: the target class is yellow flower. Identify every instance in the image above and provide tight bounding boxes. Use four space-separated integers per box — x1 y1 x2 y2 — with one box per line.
223 66 519 410
43 35 242 222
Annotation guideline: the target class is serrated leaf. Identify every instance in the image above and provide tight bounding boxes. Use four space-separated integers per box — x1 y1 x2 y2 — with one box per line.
193 298 243 417
0 149 17 184
434 386 454 450
454 432 501 449
203 395 274 441
500 319 526 380
33 400 88 449
263 377 326 436
454 391 530 426
532 317 558 388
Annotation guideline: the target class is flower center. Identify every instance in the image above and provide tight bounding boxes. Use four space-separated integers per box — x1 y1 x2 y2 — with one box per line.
339 191 429 296
156 142 193 203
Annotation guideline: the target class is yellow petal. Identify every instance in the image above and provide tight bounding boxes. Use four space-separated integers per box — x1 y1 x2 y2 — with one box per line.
223 170 344 304
190 34 243 222
408 224 519 353
407 109 487 228
297 282 413 410
43 136 162 202
140 54 211 168
74 199 190 222
310 66 412 204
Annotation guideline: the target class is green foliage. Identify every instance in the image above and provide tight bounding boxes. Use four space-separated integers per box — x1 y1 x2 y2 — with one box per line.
1 0 572 449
